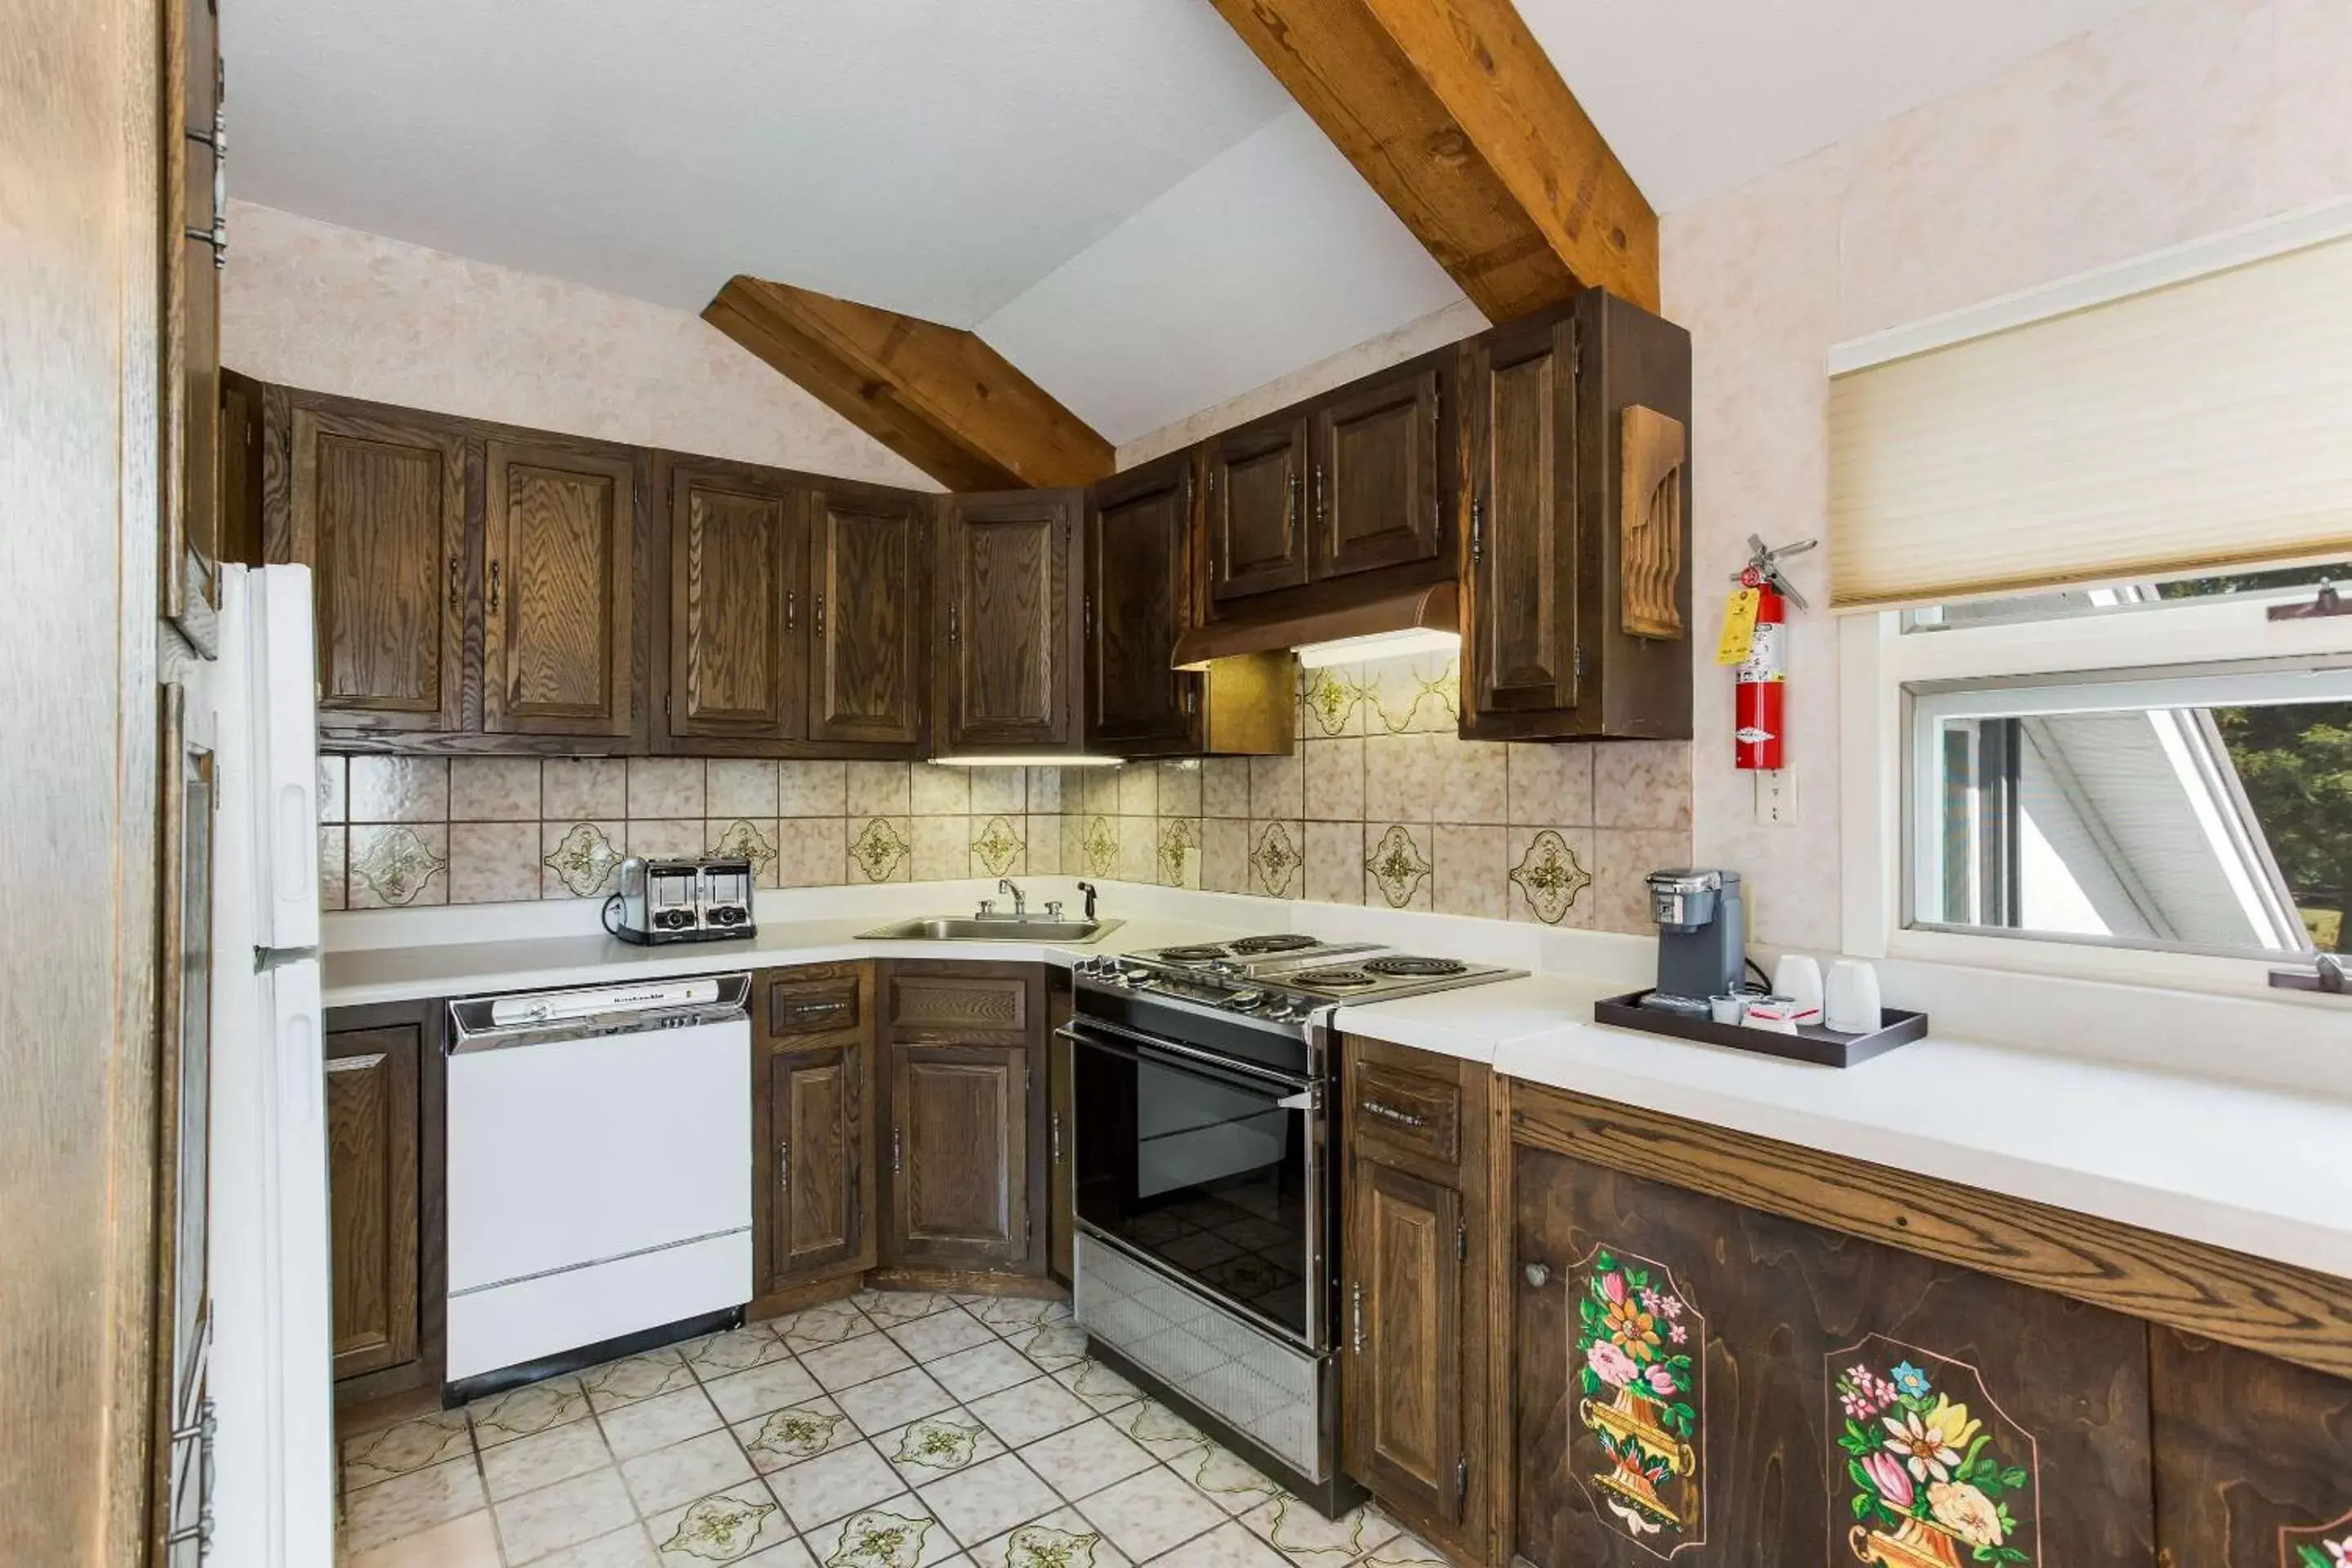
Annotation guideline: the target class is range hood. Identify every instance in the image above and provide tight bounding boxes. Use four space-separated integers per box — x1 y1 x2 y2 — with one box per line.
1171 581 1459 670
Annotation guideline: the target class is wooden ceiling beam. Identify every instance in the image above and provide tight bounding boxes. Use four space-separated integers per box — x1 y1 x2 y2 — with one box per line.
1210 0 1659 319
704 276 1114 492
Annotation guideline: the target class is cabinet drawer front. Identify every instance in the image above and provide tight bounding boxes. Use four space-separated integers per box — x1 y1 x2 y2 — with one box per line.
1352 1058 1461 1166
768 978 860 1038
887 973 1030 1042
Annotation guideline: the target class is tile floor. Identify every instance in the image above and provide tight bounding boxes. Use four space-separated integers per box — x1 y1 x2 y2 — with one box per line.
337 1289 1448 1568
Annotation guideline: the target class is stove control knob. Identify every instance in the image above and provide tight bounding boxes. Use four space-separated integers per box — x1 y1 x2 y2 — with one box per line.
1227 990 1264 1011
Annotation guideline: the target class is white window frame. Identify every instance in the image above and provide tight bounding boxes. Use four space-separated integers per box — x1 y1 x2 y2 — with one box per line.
1829 197 2352 998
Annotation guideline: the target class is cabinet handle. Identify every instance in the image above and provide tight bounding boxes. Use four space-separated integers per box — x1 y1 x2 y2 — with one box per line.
1314 465 1328 534
948 604 959 645
1470 493 1485 564
163 1394 218 1557
184 96 228 267
1050 1111 1063 1166
1523 1262 1553 1288
448 553 463 617
892 1125 903 1176
1361 1099 1427 1129
1351 1281 1365 1354
786 589 797 631
777 1141 790 1191
1082 593 1094 643
486 559 501 615
1287 471 1301 529
814 593 826 636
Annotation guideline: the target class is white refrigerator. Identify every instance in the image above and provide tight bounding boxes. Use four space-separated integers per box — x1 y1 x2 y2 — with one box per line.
207 564 336 1568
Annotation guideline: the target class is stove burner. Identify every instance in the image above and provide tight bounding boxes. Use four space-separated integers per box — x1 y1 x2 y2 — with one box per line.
1363 956 1468 978
1156 945 1232 964
1229 934 1320 955
1290 966 1377 989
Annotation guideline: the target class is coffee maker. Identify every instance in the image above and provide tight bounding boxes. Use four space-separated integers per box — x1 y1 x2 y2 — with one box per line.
1642 868 1745 1017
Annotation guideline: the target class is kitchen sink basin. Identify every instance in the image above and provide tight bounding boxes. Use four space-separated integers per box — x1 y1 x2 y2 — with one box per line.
856 915 1123 943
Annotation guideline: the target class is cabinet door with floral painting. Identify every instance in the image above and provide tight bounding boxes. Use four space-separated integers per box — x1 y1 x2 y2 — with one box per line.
2149 1329 2352 1568
1510 1143 2158 1568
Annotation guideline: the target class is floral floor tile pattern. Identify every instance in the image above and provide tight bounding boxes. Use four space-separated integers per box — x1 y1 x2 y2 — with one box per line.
334 1290 1424 1568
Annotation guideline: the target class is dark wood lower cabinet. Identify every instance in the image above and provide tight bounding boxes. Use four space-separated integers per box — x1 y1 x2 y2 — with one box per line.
2151 1329 2352 1567
325 1022 422 1383
755 964 878 1299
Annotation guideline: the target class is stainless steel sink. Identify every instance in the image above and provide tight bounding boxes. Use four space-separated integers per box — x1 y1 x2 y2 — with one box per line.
856 915 1123 944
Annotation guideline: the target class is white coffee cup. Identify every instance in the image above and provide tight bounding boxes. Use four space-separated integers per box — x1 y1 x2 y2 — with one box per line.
1770 955 1824 1025
1824 960 1882 1034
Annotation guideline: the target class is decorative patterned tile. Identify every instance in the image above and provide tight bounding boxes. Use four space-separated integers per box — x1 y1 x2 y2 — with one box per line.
1200 759 1250 820
969 1298 1069 1333
1507 827 1594 927
801 1496 959 1568
649 1481 792 1566
481 1418 613 1502
1116 765 1158 819
1148 1521 1290 1568
318 755 348 822
599 1387 728 1461
628 758 706 818
545 758 628 819
349 755 449 822
622 1429 758 1517
349 823 449 908
1118 815 1159 884
468 1375 591 1449
1361 735 1441 822
1362 824 1432 911
1050 1361 1143 1416
1155 762 1202 818
449 756 541 821
1302 822 1363 906
340 1455 488 1554
1098 1402 1206 1464
1079 816 1120 880
1362 657 1458 735
531 1525 661 1568
687 1326 796 1379
915 1452 1061 1548
580 1349 698 1412
629 818 707 861
1433 825 1506 920
876 1410 1004 1485
1437 741 1508 826
1245 755 1302 822
1199 819 1249 895
492 1466 635 1563
1247 821 1304 899
1299 740 1363 822
1016 1419 1156 1502
1068 1467 1223 1561
449 820 541 905
341 1407 473 1490
702 1359 826 1426
708 760 781 818
1025 767 1063 815
971 815 1025 879
1024 814 1063 875
1355 1529 1450 1568
1169 1443 1282 1517
1156 817 1200 889
999 1321 1086 1374
766 1441 905 1530
1592 826 1692 934
803 1333 918 1393
780 761 850 817
343 1508 506 1568
1592 740 1693 830
737 1398 860 1474
786 1299 884 1343
1236 1497 1399 1568
970 1508 1131 1568
778 817 849 888
543 820 626 899
708 817 782 889
1300 666 1367 738
849 817 915 884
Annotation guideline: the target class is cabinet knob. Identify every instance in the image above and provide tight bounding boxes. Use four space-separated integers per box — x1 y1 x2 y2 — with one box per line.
1522 1262 1553 1288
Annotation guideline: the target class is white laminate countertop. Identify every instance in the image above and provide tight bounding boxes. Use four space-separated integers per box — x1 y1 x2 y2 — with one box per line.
320 914 1241 1009
1334 982 2352 1284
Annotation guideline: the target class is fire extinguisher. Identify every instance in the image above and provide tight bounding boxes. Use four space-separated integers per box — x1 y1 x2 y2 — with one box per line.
1731 537 1815 773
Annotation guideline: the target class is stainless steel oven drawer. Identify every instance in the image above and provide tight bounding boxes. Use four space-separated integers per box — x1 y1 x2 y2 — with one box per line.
1074 1232 1325 1481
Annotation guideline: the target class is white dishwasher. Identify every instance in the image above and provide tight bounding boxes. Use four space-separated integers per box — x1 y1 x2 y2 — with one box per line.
444 974 752 1390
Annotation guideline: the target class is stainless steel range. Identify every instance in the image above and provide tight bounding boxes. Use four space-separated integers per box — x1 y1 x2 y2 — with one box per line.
1062 935 1521 1514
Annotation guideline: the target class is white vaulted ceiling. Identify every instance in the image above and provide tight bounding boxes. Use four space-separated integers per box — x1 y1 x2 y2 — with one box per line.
226 0 2155 445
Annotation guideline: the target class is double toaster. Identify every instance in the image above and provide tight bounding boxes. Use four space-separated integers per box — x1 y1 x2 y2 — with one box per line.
608 856 756 946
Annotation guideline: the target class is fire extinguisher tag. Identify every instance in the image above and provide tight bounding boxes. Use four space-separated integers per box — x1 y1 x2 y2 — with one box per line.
1716 588 1761 666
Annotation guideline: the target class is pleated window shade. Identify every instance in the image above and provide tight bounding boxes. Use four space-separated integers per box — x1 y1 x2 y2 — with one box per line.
1827 234 2352 610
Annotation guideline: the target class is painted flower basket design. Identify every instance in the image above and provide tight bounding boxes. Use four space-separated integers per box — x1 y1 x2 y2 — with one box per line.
1832 1338 2039 1568
2285 1515 2352 1568
1571 1247 1704 1553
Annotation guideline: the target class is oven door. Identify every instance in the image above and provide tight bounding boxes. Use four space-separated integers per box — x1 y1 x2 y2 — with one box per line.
1062 1016 1325 1352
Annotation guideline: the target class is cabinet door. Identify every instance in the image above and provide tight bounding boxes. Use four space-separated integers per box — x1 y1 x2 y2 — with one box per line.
1086 457 1198 755
663 459 807 748
1346 1158 1464 1527
887 1045 1029 1269
938 489 1080 752
1312 363 1443 581
325 1024 421 1381
1205 416 1310 604
1510 1143 2154 1568
811 488 926 749
767 1040 873 1285
1463 315 1579 724
483 439 640 739
162 0 222 657
2151 1329 2352 1567
288 400 469 733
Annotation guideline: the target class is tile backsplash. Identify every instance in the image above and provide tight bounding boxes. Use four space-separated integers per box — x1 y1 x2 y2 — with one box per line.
319 653 1690 933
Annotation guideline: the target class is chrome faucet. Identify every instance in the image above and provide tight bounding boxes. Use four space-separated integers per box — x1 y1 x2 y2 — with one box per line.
998 878 1026 918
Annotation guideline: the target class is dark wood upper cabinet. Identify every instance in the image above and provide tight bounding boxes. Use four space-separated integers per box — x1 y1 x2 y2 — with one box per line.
660 456 808 751
1205 414 1312 604
810 485 928 752
1312 359 1445 582
286 398 469 734
2151 1329 2352 1567
162 0 222 658
938 488 1082 754
1460 292 1692 742
1085 454 1199 756
325 1022 421 1383
483 438 643 741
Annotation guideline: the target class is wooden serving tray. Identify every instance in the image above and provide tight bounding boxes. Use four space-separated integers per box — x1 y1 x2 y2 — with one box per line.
1591 989 1927 1067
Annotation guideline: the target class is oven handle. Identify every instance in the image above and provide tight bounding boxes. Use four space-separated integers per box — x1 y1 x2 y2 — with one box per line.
1054 1020 1313 1095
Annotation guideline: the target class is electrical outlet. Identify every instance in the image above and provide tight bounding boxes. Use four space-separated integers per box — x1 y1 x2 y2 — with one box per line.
1756 768 1798 826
